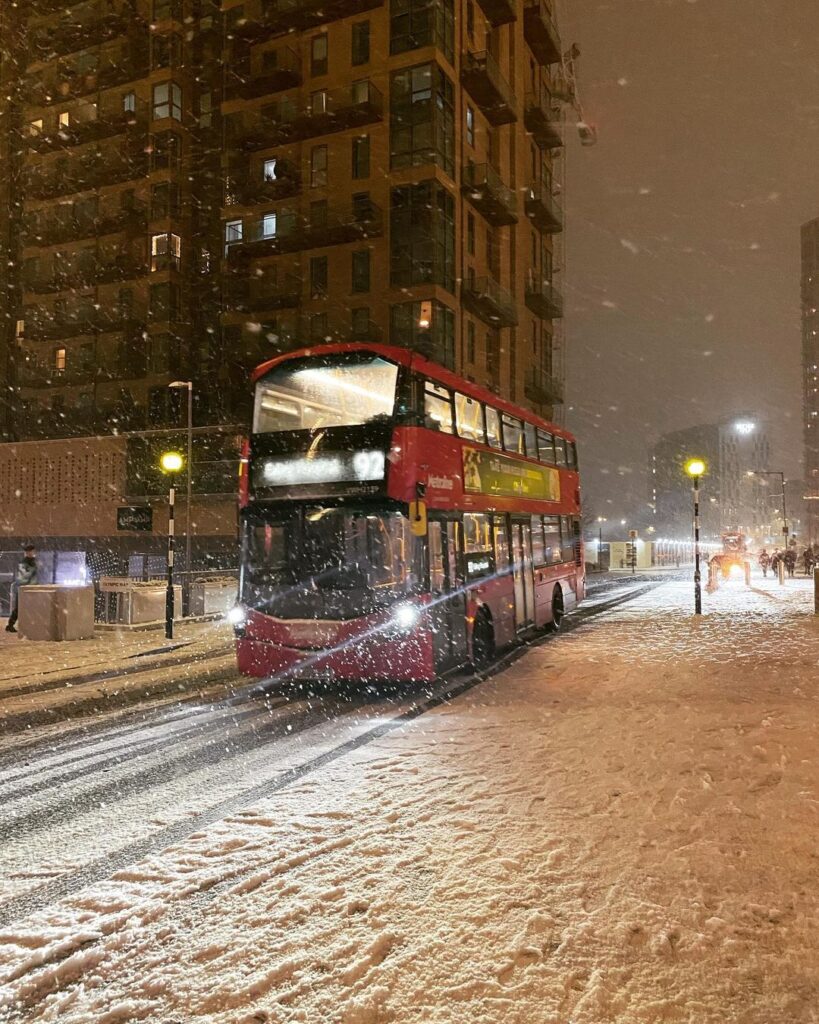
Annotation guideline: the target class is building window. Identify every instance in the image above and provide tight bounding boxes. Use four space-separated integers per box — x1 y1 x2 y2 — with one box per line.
122 92 136 113
352 306 371 337
310 145 328 187
311 34 328 75
309 312 328 342
28 119 43 137
352 21 370 65
225 219 243 253
152 82 182 121
149 281 180 320
467 212 475 255
151 182 180 219
390 63 454 178
262 212 277 238
58 111 70 128
467 320 475 363
466 105 474 146
390 180 455 293
390 299 455 368
263 157 278 181
311 89 328 115
466 0 474 38
352 136 370 179
153 0 182 19
151 131 182 171
390 0 454 63
310 256 328 297
150 232 181 272
199 91 212 128
54 348 66 372
352 249 370 293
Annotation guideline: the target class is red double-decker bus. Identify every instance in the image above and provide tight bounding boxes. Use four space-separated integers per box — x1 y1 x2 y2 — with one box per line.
233 343 583 682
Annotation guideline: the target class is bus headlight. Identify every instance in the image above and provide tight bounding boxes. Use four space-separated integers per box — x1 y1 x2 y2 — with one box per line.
227 605 247 632
391 602 420 633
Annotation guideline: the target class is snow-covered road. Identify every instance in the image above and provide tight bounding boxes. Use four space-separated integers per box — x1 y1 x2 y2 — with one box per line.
1 573 817 1023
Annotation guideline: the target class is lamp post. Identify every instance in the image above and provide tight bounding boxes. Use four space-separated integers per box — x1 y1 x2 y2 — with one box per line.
685 458 707 615
169 380 193 608
159 450 184 640
596 516 607 568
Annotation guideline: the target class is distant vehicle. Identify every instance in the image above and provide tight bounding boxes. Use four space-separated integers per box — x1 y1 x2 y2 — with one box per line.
713 530 751 580
232 343 584 683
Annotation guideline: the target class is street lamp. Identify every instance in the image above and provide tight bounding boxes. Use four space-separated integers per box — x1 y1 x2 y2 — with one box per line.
684 458 707 614
159 449 184 639
596 516 607 567
169 381 193 603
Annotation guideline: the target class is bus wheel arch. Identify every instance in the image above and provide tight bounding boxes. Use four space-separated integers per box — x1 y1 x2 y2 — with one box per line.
471 606 495 668
547 585 565 632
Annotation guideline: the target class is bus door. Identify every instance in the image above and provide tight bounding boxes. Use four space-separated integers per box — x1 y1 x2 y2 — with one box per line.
511 520 536 630
428 520 467 668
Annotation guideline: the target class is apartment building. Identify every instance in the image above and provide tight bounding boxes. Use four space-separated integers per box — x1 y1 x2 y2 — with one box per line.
0 0 567 563
801 218 819 542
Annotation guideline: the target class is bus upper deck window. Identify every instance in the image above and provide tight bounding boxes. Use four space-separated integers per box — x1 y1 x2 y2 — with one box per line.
554 437 568 468
524 422 537 458
568 441 578 469
537 429 555 464
424 381 454 434
485 406 502 449
455 393 485 444
501 414 524 454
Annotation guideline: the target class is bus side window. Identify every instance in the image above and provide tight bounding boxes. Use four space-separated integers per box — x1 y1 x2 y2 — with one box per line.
501 414 524 454
455 393 486 444
543 515 561 563
537 429 555 464
424 381 454 434
531 515 545 564
560 516 575 562
569 441 578 469
485 406 502 449
524 422 537 459
463 512 493 578
428 521 445 593
554 437 568 468
493 515 510 572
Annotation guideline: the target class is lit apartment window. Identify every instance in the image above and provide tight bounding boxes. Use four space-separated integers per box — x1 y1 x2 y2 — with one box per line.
28 119 43 137
122 92 136 113
15 320 25 338
263 158 278 181
152 82 182 121
225 220 243 253
311 90 328 115
466 105 474 146
150 231 181 271
54 348 66 372
58 111 70 128
262 212 277 238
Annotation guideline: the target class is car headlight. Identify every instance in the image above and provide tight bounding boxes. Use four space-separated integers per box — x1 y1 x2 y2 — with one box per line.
391 602 421 632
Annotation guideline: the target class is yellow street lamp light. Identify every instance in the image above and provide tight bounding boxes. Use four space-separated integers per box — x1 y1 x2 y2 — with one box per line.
684 457 706 478
682 457 707 613
159 450 184 474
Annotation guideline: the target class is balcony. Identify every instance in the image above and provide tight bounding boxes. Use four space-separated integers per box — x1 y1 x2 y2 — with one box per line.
223 273 302 313
460 51 517 126
224 164 301 208
24 153 148 199
523 0 562 65
24 257 148 295
462 163 517 226
238 83 383 151
475 0 516 27
240 0 384 39
28 54 149 106
524 182 563 233
22 312 142 342
525 367 564 406
524 275 563 319
524 90 562 149
25 103 148 153
224 48 302 100
461 276 518 328
29 11 140 62
24 201 147 247
228 201 384 260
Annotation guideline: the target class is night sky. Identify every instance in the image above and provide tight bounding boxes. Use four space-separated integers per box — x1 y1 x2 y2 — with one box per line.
562 0 819 524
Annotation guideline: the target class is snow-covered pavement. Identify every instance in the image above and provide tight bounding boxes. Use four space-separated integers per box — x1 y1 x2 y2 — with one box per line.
1 575 818 1023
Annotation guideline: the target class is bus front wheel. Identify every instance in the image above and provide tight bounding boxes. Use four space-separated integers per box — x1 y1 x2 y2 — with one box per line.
547 586 565 632
471 610 495 668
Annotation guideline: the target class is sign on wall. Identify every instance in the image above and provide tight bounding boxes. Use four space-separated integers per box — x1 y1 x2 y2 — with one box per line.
117 505 153 532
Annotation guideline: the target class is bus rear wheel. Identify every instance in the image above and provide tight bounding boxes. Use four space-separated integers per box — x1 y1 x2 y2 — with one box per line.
547 586 565 632
471 610 495 668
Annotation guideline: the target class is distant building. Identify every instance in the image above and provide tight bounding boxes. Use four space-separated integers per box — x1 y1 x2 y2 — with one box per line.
800 219 819 542
650 417 772 543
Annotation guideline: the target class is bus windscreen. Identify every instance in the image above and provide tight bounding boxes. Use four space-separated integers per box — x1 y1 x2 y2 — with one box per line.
254 354 399 433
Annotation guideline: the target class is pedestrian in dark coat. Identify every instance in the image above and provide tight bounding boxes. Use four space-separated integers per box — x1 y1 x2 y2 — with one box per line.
6 545 38 634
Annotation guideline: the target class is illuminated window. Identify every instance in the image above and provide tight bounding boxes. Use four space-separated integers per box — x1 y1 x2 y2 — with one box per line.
28 119 43 137
466 105 474 146
150 231 181 271
455 392 485 443
54 348 66 372
423 381 453 434
225 219 243 252
263 157 278 181
58 111 70 128
262 212 277 238
122 91 136 113
152 82 182 121
15 320 25 339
